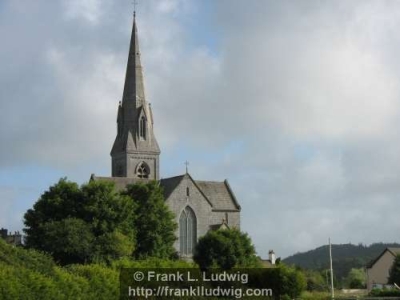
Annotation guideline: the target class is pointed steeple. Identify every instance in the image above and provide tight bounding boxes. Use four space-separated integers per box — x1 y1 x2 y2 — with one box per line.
122 14 145 104
111 14 160 180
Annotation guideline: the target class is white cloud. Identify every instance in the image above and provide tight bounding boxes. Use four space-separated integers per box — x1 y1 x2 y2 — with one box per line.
63 0 104 25
2 0 400 258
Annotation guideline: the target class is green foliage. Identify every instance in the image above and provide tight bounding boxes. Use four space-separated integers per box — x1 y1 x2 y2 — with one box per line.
24 178 180 264
24 178 135 264
193 228 260 270
370 288 400 297
345 268 366 288
260 264 307 299
123 181 177 259
111 256 194 269
92 230 135 263
80 180 135 239
0 238 193 299
24 178 82 248
80 180 136 262
304 270 327 291
301 291 331 300
279 264 307 298
0 238 119 299
389 254 400 285
66 264 119 299
0 236 306 300
39 218 94 265
0 239 55 276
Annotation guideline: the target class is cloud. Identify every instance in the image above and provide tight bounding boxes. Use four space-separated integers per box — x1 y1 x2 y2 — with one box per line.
0 187 22 231
63 0 104 25
1 0 400 258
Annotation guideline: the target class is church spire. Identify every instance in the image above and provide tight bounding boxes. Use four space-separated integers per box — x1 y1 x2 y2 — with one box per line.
122 13 145 104
111 14 160 180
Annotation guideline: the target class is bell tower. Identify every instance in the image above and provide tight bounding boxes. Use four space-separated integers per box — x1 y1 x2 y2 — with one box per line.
110 14 160 180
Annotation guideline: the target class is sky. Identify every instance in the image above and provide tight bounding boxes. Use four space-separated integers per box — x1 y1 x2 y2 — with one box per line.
1 0 400 259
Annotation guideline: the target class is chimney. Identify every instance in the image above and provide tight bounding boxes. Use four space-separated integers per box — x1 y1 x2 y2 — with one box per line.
269 250 276 265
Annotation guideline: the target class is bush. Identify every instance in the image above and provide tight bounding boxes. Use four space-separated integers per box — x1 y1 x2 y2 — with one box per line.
193 228 260 270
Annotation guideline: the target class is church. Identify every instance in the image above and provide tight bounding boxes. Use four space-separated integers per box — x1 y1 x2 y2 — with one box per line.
91 14 241 258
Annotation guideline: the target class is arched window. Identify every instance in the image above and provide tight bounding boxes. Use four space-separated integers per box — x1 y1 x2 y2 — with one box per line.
179 206 197 256
139 116 146 140
136 162 149 178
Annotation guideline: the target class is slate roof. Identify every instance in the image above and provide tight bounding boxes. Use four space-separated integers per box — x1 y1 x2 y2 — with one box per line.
91 173 240 212
91 174 140 191
159 173 240 212
159 175 186 199
196 180 240 211
366 247 400 268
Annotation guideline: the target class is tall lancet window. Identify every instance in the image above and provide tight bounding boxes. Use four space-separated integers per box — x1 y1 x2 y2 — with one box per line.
139 116 146 140
179 206 197 256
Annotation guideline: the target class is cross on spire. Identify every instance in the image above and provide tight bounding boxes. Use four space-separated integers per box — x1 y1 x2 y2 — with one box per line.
185 161 189 174
132 0 138 17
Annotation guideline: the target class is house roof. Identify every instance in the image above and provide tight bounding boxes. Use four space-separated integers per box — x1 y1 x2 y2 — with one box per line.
366 247 400 269
91 173 241 212
260 259 277 268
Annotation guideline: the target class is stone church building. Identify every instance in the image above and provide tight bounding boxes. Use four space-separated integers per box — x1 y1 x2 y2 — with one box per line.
91 15 240 258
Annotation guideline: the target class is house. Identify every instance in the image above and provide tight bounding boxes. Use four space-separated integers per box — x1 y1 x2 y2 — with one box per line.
0 228 22 246
366 247 400 290
260 250 278 268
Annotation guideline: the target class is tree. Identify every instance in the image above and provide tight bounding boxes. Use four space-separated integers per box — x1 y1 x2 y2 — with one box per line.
39 218 94 265
304 270 327 291
123 181 177 259
279 265 307 298
389 254 400 285
24 179 135 264
345 268 366 289
80 180 136 262
92 230 134 263
24 178 82 249
193 228 260 270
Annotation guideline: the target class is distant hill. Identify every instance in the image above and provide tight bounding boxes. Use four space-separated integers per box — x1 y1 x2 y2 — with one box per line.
283 242 400 281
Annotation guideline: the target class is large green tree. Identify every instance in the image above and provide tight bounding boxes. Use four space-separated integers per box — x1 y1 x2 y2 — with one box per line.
80 180 135 262
24 179 135 264
123 181 177 259
24 178 82 249
345 268 366 288
389 254 400 285
193 228 260 270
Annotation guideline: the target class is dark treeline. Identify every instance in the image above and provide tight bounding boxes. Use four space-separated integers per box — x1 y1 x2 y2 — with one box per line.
284 242 400 282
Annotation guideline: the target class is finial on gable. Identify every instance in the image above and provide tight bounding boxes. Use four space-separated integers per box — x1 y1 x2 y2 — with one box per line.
185 161 189 174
